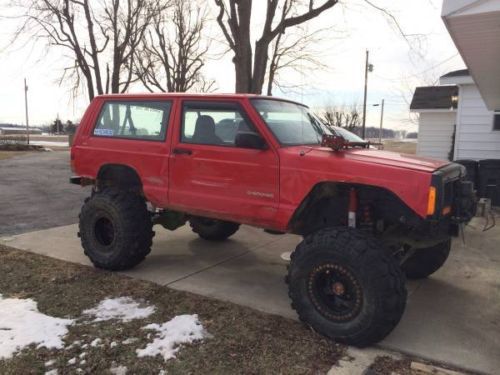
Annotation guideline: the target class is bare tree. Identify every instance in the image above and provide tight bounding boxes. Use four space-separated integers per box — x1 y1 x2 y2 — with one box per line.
266 25 332 95
214 0 339 94
10 0 166 101
135 0 215 93
317 103 361 131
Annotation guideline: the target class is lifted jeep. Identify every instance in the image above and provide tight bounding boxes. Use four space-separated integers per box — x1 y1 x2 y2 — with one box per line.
71 94 476 346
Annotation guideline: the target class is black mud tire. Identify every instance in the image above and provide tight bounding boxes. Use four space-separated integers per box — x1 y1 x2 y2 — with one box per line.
189 217 240 241
286 227 407 347
401 239 451 279
79 188 153 271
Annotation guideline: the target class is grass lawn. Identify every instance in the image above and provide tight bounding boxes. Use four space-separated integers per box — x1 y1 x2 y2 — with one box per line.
0 245 469 375
0 245 345 374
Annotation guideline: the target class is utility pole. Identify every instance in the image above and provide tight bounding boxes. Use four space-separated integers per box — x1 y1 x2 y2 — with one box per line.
362 50 373 139
24 78 30 145
378 99 385 144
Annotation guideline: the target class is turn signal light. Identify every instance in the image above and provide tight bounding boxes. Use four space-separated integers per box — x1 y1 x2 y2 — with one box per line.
427 187 436 216
442 206 452 215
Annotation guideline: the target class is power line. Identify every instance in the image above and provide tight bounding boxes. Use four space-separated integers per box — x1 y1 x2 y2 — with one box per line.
373 53 459 82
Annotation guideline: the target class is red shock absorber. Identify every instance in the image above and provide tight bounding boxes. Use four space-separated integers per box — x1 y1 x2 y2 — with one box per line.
348 188 357 228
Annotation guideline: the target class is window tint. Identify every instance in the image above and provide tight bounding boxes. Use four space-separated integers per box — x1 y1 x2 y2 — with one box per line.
94 101 171 141
494 112 500 131
181 102 254 146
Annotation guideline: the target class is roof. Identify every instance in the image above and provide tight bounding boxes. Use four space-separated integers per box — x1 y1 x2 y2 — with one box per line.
442 0 500 110
440 69 470 79
410 86 459 111
94 93 307 108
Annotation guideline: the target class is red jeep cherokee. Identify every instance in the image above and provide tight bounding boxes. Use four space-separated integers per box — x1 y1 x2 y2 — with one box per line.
71 93 476 346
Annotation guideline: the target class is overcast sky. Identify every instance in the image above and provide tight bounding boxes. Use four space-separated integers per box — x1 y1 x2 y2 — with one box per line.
0 0 465 131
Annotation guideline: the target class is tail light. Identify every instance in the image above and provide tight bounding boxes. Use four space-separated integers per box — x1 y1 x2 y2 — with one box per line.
427 186 437 216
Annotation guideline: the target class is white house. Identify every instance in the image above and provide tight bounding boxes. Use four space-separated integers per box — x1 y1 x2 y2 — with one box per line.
410 0 500 161
411 70 500 161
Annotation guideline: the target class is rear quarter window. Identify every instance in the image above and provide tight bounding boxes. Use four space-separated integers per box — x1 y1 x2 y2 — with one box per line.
93 101 172 141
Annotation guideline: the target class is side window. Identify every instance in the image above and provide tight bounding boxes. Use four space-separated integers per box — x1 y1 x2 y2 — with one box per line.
493 112 500 131
181 102 255 146
94 101 171 141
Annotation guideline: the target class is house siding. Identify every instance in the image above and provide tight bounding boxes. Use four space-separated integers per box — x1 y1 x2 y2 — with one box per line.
417 112 455 160
455 85 500 160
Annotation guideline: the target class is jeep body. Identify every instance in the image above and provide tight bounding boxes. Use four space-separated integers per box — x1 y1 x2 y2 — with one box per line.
71 93 476 346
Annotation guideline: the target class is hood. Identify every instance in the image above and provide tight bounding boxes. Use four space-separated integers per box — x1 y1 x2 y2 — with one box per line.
316 147 450 173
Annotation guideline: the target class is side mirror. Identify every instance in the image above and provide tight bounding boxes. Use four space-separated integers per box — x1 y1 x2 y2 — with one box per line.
321 134 347 151
235 132 268 150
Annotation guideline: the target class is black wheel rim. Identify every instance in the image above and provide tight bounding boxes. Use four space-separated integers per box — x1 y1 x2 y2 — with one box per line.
308 263 363 322
94 216 115 247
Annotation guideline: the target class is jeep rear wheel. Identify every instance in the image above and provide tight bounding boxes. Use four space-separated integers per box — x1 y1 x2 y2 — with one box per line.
79 189 154 271
287 227 407 347
189 217 240 241
401 239 451 279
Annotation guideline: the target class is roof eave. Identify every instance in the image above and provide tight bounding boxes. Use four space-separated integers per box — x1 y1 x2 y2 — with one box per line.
410 108 458 113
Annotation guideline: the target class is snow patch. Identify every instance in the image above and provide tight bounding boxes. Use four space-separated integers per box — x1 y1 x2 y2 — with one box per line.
110 365 128 375
90 338 102 347
83 297 155 322
122 338 138 345
137 315 206 361
45 370 58 375
0 294 74 359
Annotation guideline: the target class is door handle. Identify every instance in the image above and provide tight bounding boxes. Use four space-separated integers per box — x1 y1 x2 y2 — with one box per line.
173 148 192 155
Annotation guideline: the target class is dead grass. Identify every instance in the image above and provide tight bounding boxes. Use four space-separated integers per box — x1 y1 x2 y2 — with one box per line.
0 245 345 374
0 151 28 160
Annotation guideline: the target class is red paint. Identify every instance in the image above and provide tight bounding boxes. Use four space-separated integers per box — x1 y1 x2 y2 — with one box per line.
72 93 451 232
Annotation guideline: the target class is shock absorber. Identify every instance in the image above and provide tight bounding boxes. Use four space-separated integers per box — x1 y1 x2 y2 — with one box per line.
348 188 357 228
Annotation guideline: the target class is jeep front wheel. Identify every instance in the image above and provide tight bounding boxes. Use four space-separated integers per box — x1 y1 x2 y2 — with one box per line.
79 189 154 271
401 239 451 279
287 227 407 347
189 217 240 241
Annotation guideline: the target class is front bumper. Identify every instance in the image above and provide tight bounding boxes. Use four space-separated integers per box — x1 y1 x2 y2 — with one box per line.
431 163 477 228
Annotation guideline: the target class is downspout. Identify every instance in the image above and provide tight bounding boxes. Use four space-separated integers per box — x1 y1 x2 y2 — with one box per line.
453 86 464 160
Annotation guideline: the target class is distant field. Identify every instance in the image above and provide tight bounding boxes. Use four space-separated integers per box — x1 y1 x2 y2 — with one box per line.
381 139 417 154
29 135 69 142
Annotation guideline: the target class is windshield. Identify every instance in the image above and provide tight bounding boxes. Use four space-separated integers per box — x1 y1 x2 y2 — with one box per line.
251 99 333 145
251 99 365 146
332 126 366 143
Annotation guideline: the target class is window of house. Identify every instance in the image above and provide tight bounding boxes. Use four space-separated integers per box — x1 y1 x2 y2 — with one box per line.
181 102 255 146
94 101 172 141
494 112 500 131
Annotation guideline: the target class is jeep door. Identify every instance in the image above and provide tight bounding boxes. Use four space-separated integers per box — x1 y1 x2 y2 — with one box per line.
168 99 279 227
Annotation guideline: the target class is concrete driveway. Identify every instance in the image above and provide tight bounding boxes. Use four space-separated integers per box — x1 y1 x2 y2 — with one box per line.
1 216 499 374
0 151 89 235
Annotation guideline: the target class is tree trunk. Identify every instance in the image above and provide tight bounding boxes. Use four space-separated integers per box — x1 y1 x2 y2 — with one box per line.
233 0 253 93
252 39 270 94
